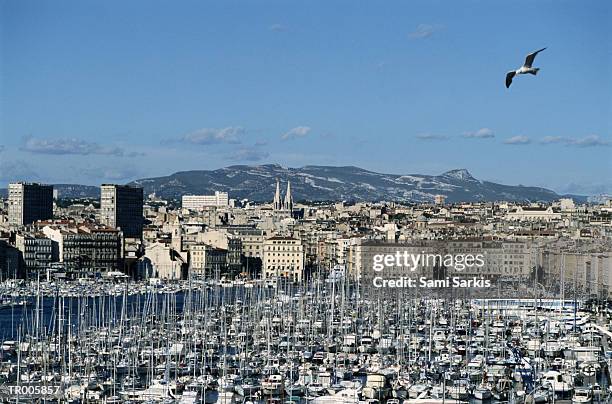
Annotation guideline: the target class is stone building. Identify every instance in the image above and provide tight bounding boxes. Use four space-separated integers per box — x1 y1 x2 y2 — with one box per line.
262 236 304 281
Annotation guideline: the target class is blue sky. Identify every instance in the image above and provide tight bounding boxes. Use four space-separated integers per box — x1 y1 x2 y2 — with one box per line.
1 0 611 194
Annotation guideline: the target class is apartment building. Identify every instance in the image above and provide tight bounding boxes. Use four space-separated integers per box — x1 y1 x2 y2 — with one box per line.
42 224 122 273
100 184 144 239
8 183 54 226
182 192 229 209
15 233 54 276
262 236 304 281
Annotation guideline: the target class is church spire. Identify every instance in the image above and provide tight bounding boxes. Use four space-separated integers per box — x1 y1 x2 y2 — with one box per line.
284 180 293 211
273 178 281 210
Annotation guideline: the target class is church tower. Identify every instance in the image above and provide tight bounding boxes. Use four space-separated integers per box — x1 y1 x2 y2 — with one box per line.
171 216 183 252
273 178 282 210
283 180 293 212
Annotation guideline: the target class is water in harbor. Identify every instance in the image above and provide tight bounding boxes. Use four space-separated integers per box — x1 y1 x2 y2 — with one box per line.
1 279 611 404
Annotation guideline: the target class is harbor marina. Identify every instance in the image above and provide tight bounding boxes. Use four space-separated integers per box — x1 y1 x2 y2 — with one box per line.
1 277 612 403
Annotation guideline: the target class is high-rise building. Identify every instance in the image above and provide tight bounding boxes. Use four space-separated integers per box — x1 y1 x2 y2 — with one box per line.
8 183 54 226
100 184 144 239
182 191 229 209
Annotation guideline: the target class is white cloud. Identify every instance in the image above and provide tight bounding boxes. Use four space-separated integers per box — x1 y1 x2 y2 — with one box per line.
463 128 495 139
181 127 245 145
21 136 124 156
281 126 311 140
567 135 610 147
504 135 531 145
539 134 610 147
269 23 287 32
409 24 443 40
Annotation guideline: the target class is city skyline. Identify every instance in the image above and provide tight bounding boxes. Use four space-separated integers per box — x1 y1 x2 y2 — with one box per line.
0 164 592 203
1 0 611 195
1 2 611 401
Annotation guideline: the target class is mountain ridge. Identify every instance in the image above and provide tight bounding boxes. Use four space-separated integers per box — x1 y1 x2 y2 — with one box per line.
128 164 584 203
0 165 588 203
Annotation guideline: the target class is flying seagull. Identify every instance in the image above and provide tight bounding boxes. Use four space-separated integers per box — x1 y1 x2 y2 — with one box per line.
505 47 546 88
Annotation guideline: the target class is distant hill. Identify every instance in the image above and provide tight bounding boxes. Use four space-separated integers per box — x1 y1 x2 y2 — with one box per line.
0 165 587 203
54 184 100 199
0 184 100 199
127 164 585 203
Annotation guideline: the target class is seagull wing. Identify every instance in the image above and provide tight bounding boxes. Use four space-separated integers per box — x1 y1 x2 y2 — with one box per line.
506 71 516 88
523 47 546 67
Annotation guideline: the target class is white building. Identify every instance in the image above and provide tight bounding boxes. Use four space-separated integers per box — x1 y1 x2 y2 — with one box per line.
434 195 446 205
231 229 265 258
182 192 229 209
540 250 612 297
141 243 186 280
263 236 304 281
505 206 562 222
348 239 535 281
558 198 576 212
